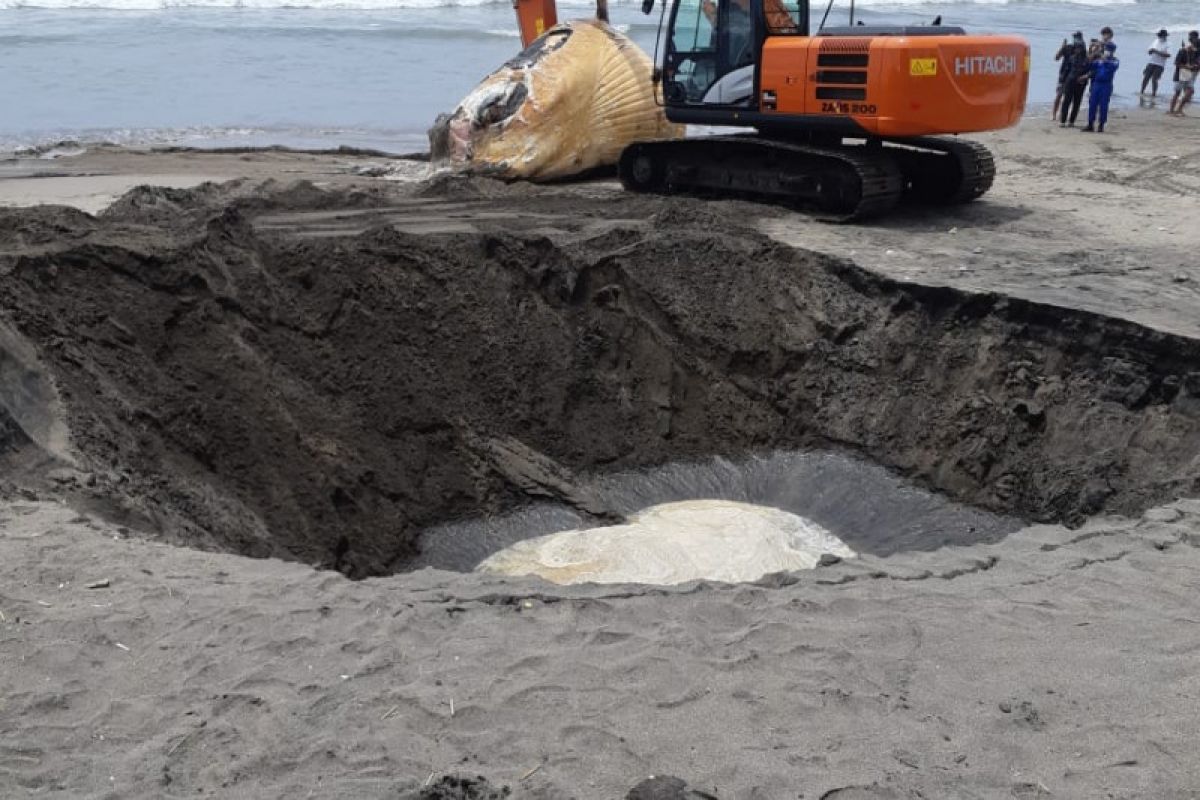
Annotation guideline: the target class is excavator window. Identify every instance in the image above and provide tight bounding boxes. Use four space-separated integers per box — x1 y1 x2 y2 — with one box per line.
763 0 803 35
666 0 765 105
671 0 716 52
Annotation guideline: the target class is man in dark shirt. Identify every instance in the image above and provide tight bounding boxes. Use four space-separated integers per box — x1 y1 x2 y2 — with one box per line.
1168 33 1199 116
701 0 751 65
1054 32 1083 118
1059 39 1091 126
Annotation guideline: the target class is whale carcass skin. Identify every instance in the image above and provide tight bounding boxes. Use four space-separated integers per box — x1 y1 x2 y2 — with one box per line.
429 19 682 181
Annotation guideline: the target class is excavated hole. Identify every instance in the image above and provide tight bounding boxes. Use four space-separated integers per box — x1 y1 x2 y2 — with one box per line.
412 450 1022 579
3 188 1200 579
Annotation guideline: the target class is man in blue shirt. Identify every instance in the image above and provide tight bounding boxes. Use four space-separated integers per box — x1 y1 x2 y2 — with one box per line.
1082 42 1120 132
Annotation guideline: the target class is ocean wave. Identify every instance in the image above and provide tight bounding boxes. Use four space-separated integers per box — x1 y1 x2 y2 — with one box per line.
0 124 430 154
0 0 514 8
1159 22 1200 33
0 0 600 9
481 20 627 35
0 20 633 39
0 0 1187 9
852 0 1146 6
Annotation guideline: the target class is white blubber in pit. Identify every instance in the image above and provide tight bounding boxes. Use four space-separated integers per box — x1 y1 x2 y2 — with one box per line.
476 499 855 586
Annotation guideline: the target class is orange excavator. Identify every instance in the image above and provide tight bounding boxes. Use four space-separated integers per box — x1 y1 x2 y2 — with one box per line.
512 0 1028 219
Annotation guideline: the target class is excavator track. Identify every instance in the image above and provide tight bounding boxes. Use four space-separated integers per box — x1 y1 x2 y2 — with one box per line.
618 135 997 221
885 137 996 206
618 135 904 223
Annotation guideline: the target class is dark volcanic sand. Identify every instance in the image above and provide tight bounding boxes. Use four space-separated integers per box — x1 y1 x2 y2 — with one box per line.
2 178 1200 576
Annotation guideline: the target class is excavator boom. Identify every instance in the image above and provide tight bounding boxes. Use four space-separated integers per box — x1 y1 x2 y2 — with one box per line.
514 0 558 46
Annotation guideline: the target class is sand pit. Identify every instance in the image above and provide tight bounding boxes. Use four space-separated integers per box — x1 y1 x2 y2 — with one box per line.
416 451 1020 579
2 113 1200 797
3 177 1200 579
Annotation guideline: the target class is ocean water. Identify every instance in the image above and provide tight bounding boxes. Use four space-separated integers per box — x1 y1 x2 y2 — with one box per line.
1 0 1196 152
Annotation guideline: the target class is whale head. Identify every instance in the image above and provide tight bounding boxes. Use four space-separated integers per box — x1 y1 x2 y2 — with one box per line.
429 21 680 181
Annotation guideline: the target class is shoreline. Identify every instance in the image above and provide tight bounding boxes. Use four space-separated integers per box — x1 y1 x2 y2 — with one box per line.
3 94 1188 164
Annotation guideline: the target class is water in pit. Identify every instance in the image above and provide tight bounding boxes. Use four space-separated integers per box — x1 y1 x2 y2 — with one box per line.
412 450 1022 585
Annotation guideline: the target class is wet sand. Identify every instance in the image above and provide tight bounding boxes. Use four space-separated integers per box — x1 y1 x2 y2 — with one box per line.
2 109 1200 798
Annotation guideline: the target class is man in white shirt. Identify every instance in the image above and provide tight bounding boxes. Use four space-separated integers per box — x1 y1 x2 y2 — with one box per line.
1141 29 1172 97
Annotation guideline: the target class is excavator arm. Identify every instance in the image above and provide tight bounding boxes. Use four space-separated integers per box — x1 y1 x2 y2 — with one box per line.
514 0 611 46
513 0 558 46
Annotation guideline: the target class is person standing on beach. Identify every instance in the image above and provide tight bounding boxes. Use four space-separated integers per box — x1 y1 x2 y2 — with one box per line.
1168 34 1199 116
1060 36 1090 127
1053 37 1074 119
1141 29 1172 97
1082 41 1119 132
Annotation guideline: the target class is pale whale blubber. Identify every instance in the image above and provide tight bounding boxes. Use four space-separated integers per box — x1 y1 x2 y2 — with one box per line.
476 498 857 586
429 19 682 181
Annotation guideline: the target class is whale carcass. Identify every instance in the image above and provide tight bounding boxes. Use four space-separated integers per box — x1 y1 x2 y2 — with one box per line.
429 19 682 181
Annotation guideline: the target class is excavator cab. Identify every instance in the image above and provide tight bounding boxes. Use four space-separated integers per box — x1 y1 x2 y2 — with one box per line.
653 0 1028 136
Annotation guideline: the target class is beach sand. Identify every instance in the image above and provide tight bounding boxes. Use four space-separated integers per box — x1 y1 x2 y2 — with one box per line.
3 496 1199 798
2 108 1200 798
761 105 1200 338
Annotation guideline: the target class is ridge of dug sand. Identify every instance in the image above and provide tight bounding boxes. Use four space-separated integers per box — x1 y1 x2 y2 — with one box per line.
2 178 1200 576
